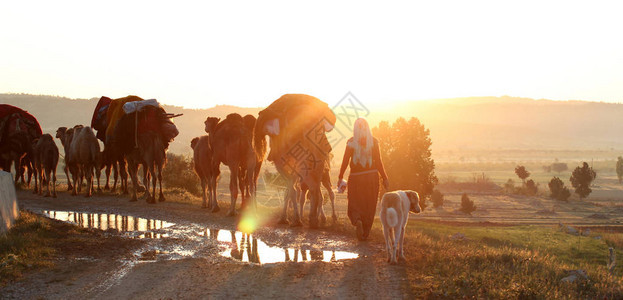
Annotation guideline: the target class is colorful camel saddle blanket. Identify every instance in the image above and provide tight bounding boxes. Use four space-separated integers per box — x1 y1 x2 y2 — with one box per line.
0 104 42 142
91 96 112 141
105 95 144 142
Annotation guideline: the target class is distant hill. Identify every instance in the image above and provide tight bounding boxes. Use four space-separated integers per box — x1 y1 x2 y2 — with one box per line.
2 94 622 159
374 96 623 151
0 94 261 155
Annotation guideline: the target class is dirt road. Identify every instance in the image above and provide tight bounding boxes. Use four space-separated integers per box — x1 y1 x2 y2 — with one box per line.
2 190 412 299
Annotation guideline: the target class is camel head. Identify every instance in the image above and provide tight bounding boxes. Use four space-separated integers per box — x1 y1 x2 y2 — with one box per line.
190 137 199 149
56 127 67 139
204 117 220 134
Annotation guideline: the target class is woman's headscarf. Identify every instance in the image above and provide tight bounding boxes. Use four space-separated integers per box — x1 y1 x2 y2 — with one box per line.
347 118 373 168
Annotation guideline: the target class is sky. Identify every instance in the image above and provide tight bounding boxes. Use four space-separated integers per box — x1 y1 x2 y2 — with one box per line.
1 1 623 109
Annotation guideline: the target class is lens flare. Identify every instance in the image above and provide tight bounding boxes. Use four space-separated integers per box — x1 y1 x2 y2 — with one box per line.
238 212 258 234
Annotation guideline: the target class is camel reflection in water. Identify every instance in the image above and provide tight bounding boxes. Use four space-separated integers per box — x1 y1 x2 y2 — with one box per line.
204 228 358 264
41 210 173 238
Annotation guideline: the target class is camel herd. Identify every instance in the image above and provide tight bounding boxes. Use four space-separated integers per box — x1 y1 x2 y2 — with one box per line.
2 94 341 228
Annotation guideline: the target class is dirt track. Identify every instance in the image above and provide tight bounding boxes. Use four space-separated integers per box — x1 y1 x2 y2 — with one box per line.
2 189 413 299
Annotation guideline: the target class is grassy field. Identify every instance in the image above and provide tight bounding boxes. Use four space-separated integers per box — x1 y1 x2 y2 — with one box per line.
377 221 623 298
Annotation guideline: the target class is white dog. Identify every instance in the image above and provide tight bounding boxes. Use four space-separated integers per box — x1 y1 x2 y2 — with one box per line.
380 190 421 264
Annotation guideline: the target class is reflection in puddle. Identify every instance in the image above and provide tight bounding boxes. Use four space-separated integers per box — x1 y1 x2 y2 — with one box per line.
40 210 174 238
38 210 359 265
203 229 359 264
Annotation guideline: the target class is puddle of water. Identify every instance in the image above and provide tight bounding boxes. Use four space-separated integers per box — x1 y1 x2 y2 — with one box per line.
38 209 359 265
40 210 174 238
202 229 359 264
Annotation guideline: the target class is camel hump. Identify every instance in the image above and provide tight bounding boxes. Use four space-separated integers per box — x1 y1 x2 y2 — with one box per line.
242 114 256 132
225 113 244 123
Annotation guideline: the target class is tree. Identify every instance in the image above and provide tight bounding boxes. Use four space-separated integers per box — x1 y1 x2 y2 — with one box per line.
548 177 571 201
515 166 530 184
431 190 444 208
616 157 623 184
551 162 568 174
372 117 438 199
525 179 538 196
460 193 476 215
504 179 515 194
569 162 596 200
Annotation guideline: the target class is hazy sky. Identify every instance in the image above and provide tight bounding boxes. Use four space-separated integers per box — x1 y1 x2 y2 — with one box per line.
2 1 622 108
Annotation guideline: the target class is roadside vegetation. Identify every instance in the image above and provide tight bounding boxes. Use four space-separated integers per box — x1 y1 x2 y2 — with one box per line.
0 211 141 285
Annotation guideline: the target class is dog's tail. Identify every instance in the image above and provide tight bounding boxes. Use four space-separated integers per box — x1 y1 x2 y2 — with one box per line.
386 207 398 228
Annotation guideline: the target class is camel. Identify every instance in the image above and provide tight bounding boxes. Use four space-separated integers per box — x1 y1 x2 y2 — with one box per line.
112 105 172 203
209 113 257 216
201 117 221 211
56 126 77 191
238 115 263 210
32 134 59 197
68 126 100 197
191 135 219 210
254 94 336 228
0 105 42 182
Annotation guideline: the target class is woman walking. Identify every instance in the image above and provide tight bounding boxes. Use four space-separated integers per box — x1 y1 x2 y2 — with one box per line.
338 118 389 240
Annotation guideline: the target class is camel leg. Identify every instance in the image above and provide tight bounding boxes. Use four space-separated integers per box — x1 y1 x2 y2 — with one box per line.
247 167 257 214
201 177 208 209
290 183 303 227
325 182 337 223
95 166 102 192
308 186 321 229
227 166 238 216
104 163 111 190
151 163 158 204
112 162 119 192
71 165 79 196
143 164 153 203
52 168 57 198
278 184 293 225
119 159 129 194
85 165 93 197
298 187 307 221
63 164 72 191
238 170 246 210
26 164 33 188
210 167 220 213
209 176 219 212
44 167 51 197
128 162 139 202
158 162 165 202
32 164 39 194
318 192 327 226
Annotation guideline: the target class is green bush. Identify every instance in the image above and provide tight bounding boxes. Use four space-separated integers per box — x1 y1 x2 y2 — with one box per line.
162 153 200 196
431 190 444 208
460 193 476 215
548 177 571 201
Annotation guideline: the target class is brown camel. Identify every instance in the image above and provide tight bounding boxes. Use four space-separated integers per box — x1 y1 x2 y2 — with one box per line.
68 126 100 197
202 117 221 211
191 135 219 210
254 94 336 228
0 104 42 183
32 134 59 197
112 105 173 203
209 113 257 216
238 115 263 210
